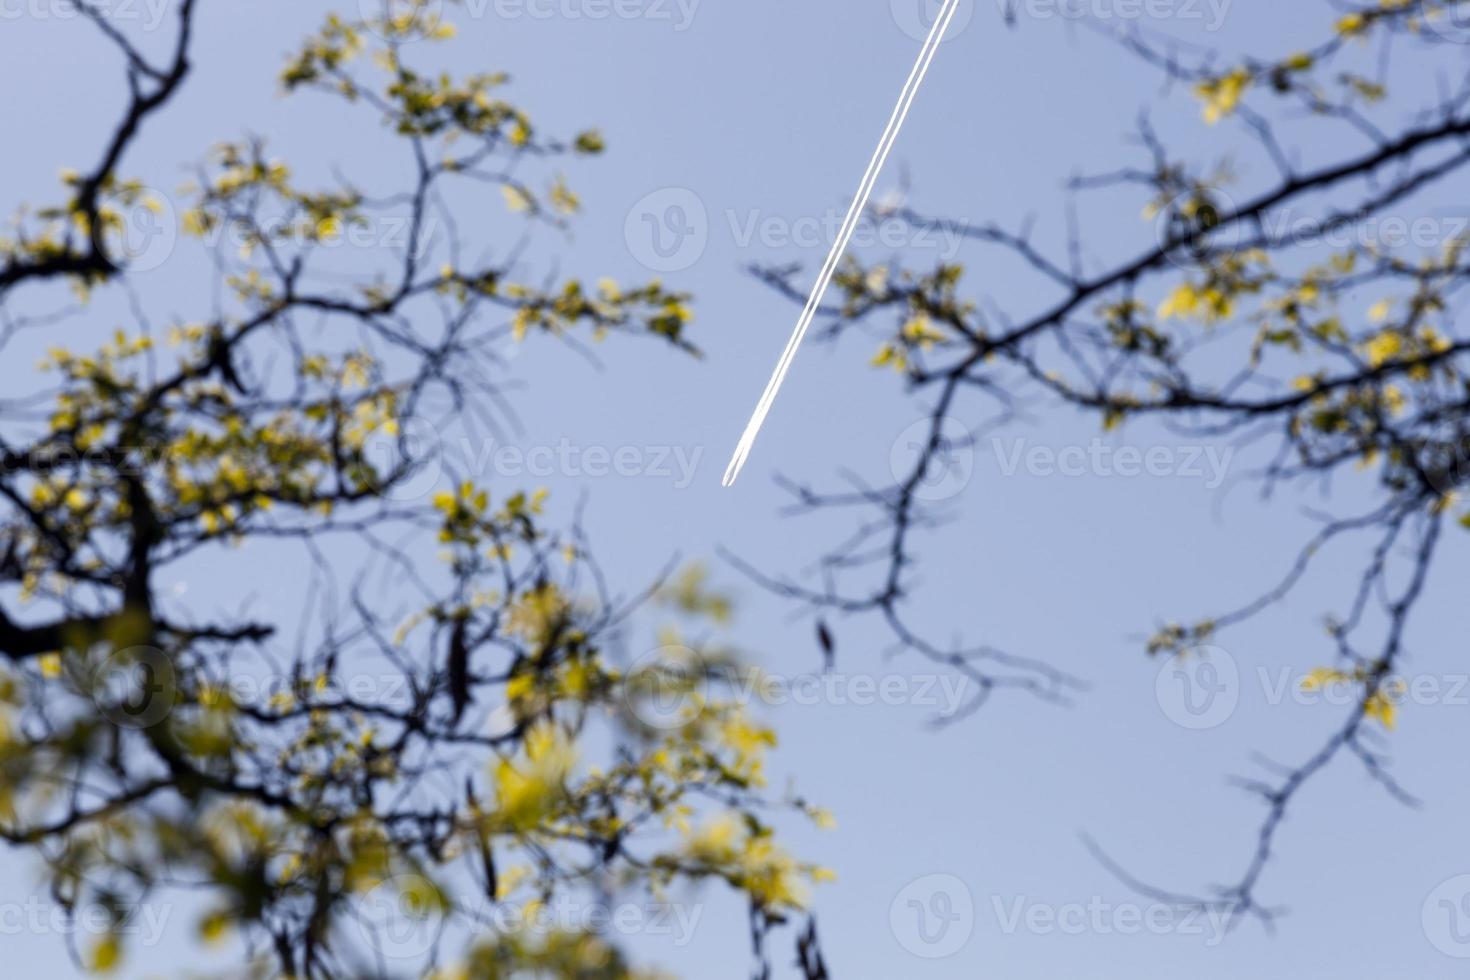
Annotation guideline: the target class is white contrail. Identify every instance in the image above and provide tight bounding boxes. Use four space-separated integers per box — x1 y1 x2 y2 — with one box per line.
722 0 964 488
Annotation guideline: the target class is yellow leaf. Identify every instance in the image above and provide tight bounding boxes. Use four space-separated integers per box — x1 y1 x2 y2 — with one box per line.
1299 667 1344 692
1194 68 1251 124
501 185 532 213
1365 691 1397 730
88 934 121 974
198 910 231 946
1362 330 1403 367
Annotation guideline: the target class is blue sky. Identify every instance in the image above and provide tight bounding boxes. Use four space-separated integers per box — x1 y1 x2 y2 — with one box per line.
2 1 1469 977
